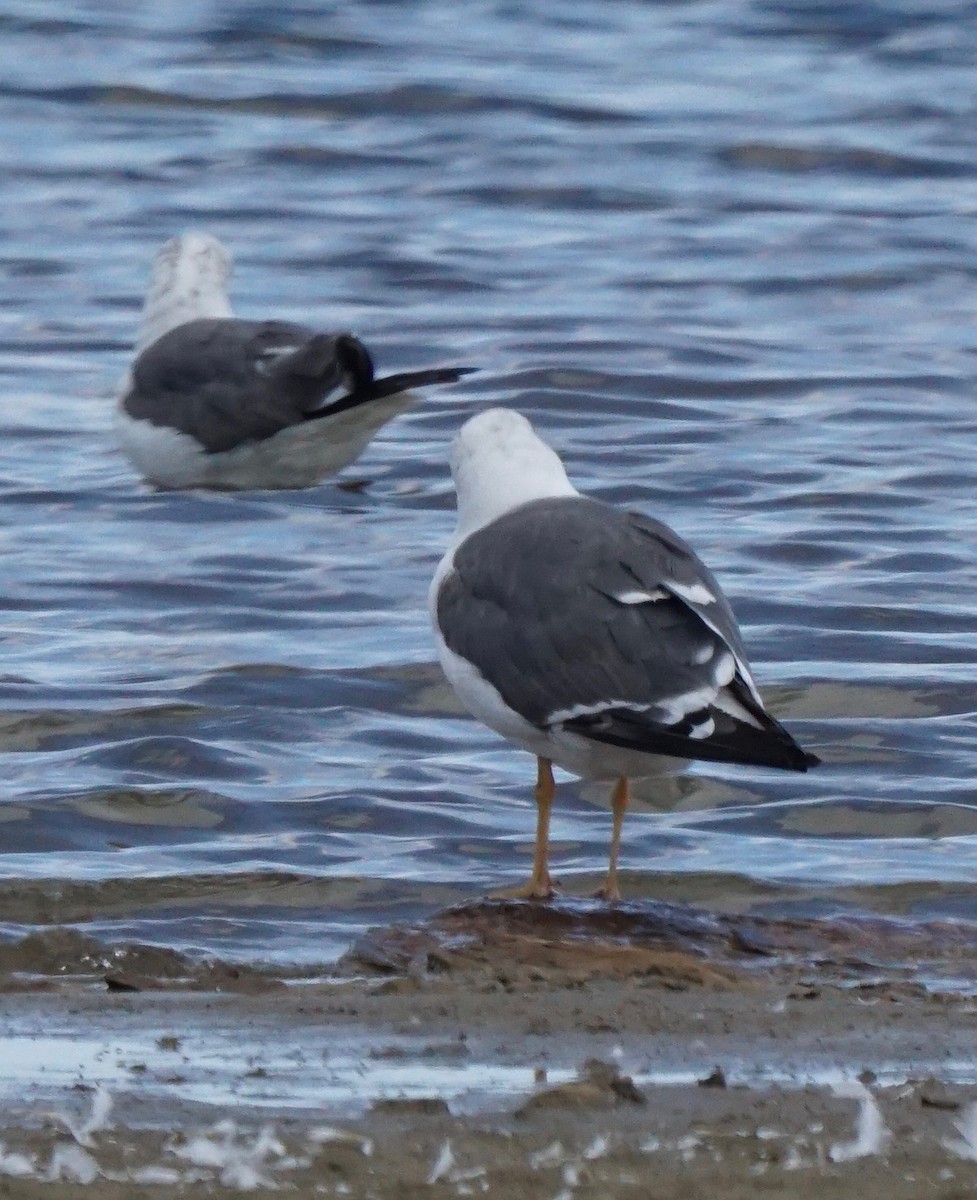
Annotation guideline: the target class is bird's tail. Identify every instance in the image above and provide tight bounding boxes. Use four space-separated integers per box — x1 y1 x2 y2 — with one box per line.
306 364 476 421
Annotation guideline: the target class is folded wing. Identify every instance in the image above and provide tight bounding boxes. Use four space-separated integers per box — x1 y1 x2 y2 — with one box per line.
437 496 816 772
124 317 473 454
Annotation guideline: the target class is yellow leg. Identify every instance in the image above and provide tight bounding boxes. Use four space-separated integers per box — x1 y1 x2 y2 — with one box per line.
490 757 557 900
593 777 629 902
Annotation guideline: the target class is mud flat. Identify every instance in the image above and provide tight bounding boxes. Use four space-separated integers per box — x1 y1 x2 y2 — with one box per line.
0 898 976 1197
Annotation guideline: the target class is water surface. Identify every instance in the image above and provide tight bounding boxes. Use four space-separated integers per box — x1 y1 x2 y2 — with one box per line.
1 0 976 964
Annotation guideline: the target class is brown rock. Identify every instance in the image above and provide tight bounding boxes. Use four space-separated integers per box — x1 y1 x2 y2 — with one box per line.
918 1078 962 1111
519 1058 646 1114
518 1079 613 1113
370 1097 451 1116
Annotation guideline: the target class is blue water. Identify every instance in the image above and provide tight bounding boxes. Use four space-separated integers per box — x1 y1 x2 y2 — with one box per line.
1 0 976 965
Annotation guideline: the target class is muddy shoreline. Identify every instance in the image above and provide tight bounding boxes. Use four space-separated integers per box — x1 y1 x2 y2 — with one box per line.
0 898 975 1196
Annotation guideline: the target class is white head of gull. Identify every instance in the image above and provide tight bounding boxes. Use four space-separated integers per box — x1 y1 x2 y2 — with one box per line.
136 231 233 354
115 232 473 490
431 407 819 902
449 406 578 540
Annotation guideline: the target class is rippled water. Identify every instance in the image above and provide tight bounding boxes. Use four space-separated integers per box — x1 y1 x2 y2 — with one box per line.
1 0 976 964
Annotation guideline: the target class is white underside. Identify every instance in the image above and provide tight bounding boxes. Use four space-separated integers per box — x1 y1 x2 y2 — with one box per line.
114 391 415 490
435 632 678 782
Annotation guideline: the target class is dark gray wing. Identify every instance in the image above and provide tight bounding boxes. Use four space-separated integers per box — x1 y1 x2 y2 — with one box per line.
437 496 816 771
123 317 475 454
123 318 355 452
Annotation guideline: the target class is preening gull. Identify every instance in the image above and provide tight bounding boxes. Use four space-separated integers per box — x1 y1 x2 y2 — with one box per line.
115 233 473 489
430 408 819 901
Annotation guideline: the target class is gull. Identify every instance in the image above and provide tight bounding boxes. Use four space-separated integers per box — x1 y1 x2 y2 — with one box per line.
430 408 819 901
114 232 473 489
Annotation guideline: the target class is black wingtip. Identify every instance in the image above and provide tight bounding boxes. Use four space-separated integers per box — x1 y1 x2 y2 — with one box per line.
564 706 820 774
305 364 476 422
335 333 376 390
779 745 821 773
368 365 477 397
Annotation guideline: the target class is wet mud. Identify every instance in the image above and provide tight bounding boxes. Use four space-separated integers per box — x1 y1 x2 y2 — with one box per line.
0 897 975 1195
341 896 977 993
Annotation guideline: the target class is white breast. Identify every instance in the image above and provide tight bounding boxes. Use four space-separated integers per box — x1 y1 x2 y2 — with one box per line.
115 389 416 490
113 404 208 489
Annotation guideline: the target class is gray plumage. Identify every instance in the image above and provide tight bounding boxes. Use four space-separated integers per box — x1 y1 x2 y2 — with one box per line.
122 317 471 455
437 495 816 772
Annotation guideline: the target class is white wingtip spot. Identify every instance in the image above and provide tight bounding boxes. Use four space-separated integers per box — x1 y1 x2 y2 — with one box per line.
656 684 719 727
713 652 736 687
666 580 716 606
614 589 667 605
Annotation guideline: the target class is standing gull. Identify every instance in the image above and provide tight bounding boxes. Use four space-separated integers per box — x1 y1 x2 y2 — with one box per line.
115 232 473 489
431 408 819 901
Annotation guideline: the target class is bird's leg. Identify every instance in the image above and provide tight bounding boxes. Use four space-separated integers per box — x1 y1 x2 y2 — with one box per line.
593 777 629 902
527 756 556 894
490 757 557 900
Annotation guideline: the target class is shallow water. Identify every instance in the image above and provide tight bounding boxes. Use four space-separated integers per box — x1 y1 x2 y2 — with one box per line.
2 1010 976 1118
0 0 976 965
